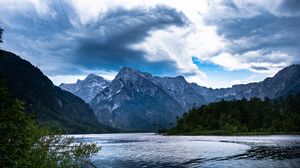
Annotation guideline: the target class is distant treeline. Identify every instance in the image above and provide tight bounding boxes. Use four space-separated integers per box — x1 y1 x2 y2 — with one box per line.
162 94 300 135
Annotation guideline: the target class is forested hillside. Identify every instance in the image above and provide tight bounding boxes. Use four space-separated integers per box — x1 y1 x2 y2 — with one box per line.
164 94 300 135
0 50 117 133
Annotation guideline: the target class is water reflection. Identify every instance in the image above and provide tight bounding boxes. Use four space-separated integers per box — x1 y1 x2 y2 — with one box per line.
180 145 300 167
241 145 300 160
73 134 300 168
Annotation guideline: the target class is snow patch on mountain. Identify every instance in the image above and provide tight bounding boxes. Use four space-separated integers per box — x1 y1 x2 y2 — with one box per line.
59 74 110 102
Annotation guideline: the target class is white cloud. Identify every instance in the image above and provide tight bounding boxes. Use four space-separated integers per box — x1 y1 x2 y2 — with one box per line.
209 50 292 77
230 74 266 86
49 70 117 86
211 52 246 70
185 71 208 87
66 0 109 25
50 75 86 85
0 0 55 17
82 69 117 81
126 0 225 85
28 0 54 16
205 0 286 21
130 25 213 85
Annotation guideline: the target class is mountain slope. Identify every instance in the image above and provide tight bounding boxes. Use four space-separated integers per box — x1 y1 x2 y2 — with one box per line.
152 76 206 110
60 74 110 102
89 67 186 130
191 64 300 102
0 50 116 133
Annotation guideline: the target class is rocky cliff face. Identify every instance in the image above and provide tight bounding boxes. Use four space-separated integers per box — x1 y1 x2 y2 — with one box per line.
60 74 110 102
152 76 207 110
89 68 188 130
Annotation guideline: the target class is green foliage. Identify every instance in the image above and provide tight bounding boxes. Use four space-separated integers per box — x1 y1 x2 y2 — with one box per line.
22 135 100 168
0 76 100 168
0 49 117 133
165 95 300 135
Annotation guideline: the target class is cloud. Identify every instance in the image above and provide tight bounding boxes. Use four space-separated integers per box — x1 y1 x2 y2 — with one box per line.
0 1 188 77
214 12 300 54
72 5 189 74
197 0 300 77
50 69 117 85
210 50 291 75
0 0 75 74
277 0 300 16
210 52 245 71
1 0 299 88
250 66 269 71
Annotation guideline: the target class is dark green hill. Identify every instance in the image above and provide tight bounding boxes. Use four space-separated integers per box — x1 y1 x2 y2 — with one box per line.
164 94 300 135
0 50 117 133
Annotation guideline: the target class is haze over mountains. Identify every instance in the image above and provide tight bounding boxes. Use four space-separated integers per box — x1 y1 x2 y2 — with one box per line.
60 65 300 131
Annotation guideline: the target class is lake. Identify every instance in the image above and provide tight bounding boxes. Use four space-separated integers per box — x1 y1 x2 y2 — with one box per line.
74 133 300 168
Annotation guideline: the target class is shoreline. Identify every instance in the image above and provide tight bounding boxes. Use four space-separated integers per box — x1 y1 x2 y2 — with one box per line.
161 131 300 136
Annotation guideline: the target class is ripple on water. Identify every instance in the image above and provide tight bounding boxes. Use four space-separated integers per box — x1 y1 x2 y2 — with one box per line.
73 133 300 168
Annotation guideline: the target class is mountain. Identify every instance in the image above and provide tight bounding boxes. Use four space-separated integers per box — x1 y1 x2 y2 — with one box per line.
61 67 207 131
89 67 193 130
59 74 110 102
60 65 300 131
152 75 207 110
191 64 300 102
0 50 116 133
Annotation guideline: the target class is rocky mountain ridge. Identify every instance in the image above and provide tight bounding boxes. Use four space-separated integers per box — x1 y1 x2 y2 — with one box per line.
60 74 110 102
60 65 300 131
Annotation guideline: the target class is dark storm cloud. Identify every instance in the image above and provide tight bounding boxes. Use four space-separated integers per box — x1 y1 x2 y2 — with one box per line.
277 0 300 15
0 2 188 76
0 0 77 75
250 66 269 71
72 5 188 74
205 0 300 66
217 12 300 54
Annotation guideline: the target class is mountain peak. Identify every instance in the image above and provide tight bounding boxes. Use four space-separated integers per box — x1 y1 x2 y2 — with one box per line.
272 64 300 81
280 64 300 73
116 67 152 79
118 67 136 75
84 73 106 83
59 73 110 102
175 75 186 81
86 73 99 79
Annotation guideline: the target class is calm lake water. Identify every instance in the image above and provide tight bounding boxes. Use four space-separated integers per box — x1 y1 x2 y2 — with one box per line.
74 133 300 168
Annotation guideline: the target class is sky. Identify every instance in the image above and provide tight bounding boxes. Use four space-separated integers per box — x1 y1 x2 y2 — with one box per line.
0 0 299 88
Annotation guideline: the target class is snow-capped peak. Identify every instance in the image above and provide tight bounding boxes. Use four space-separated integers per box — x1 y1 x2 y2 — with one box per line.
59 74 110 102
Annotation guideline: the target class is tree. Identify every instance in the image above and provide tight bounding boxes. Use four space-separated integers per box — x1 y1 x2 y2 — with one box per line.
164 95 300 135
0 27 3 56
1 29 101 167
0 74 100 168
